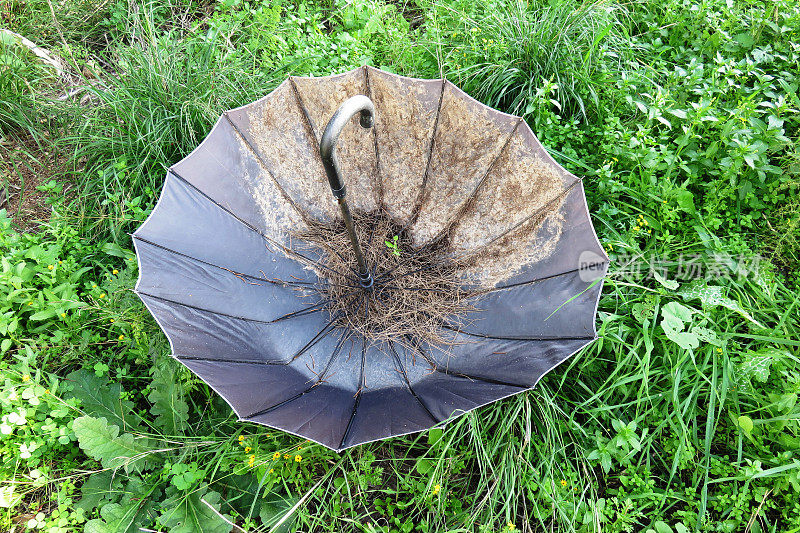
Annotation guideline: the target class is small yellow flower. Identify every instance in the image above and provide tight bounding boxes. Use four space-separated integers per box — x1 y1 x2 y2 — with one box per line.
238 435 245 442
272 452 281 460
248 455 255 466
560 479 567 487
110 319 115 323
118 335 125 341
60 313 66 318
48 265 54 270
112 269 118 275
245 446 251 452
294 455 302 463
22 374 30 382
92 284 97 288
432 484 441 495
58 260 63 265
27 302 33 306
45 389 50 394
507 522 516 531
270 468 274 473
99 293 106 299
284 454 290 460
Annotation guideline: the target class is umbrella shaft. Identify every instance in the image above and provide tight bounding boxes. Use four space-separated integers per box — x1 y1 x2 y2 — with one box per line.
338 198 373 289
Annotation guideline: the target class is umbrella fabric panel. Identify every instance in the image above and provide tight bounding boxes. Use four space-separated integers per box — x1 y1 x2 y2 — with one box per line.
292 69 380 213
365 66 442 225
340 344 440 448
459 182 607 288
134 173 317 282
409 80 520 246
460 269 602 339
411 372 525 423
247 333 363 450
448 121 574 253
138 293 344 367
422 335 592 387
170 116 303 242
134 239 321 324
225 79 338 223
176 358 313 423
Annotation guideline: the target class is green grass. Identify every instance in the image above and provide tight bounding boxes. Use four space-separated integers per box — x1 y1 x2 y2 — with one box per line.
1 0 799 531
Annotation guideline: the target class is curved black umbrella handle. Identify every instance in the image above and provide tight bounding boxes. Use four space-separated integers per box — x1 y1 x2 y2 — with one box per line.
319 95 375 289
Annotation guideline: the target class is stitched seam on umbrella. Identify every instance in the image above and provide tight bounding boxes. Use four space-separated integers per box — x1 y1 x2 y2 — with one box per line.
221 113 308 222
242 329 349 419
408 78 446 228
289 76 324 145
439 326 596 342
430 117 523 246
339 338 366 449
363 65 384 208
473 262 610 294
431 369 529 389
137 291 327 325
388 341 440 423
174 355 289 366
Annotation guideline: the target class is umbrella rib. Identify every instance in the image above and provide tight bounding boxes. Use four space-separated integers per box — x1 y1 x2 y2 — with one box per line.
289 318 342 363
132 234 325 290
387 341 440 423
137 291 326 326
166 170 357 282
174 355 289 366
222 113 310 223
407 78 447 228
439 325 596 342
243 329 350 420
363 65 384 207
338 337 367 449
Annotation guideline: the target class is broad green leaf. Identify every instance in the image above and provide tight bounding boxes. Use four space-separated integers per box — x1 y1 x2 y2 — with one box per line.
76 471 120 512
73 416 157 473
85 501 149 533
260 493 299 532
660 302 699 350
737 415 754 434
415 459 432 475
159 486 232 533
653 271 679 290
149 358 189 435
65 370 140 430
679 284 764 328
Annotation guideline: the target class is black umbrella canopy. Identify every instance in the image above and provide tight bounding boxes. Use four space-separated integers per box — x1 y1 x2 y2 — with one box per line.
133 66 608 451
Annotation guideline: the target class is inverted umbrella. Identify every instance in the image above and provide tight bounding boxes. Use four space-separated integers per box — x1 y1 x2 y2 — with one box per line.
134 66 608 451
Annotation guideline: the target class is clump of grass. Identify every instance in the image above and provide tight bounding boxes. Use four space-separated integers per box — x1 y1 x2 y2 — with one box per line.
424 0 633 119
295 210 474 347
61 14 282 239
0 32 55 140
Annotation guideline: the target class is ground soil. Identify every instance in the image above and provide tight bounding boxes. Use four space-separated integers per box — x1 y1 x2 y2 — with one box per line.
0 133 73 232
